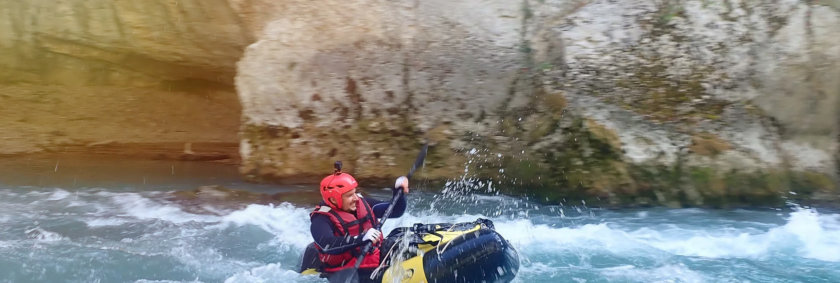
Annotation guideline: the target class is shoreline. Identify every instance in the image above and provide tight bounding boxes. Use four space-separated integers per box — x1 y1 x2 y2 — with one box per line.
0 146 243 190
15 141 244 165
2 147 837 211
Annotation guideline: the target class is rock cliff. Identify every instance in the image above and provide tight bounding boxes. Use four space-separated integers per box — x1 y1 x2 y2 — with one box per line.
0 0 248 158
237 0 839 206
0 0 250 86
236 0 530 182
1 0 837 207
527 0 840 206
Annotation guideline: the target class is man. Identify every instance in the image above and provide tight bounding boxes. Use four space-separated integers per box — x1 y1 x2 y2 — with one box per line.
310 167 409 283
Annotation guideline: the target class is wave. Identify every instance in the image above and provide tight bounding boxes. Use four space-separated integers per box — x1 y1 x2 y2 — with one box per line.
106 192 220 224
224 263 323 283
25 227 65 242
629 208 840 262
600 263 706 283
8 187 840 264
216 203 314 250
212 202 839 283
2 187 839 282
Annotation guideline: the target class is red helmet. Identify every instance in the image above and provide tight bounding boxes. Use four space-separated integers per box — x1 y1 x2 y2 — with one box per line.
320 172 358 210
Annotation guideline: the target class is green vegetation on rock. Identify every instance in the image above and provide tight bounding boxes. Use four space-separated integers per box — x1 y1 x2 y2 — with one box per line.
455 112 837 208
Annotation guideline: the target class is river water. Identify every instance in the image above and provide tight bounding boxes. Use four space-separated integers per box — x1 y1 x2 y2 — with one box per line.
0 157 838 283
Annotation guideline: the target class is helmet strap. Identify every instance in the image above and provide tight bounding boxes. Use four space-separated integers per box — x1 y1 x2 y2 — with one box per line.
328 197 340 209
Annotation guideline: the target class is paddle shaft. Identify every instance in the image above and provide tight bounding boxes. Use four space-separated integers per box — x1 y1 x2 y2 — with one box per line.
348 144 428 274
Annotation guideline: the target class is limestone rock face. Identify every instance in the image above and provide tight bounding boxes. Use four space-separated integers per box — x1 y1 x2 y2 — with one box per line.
236 0 531 181
239 0 838 206
0 0 251 86
544 0 839 173
528 0 840 205
0 0 251 157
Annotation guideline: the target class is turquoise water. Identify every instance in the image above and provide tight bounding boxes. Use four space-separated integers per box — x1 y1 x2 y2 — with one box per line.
0 158 839 282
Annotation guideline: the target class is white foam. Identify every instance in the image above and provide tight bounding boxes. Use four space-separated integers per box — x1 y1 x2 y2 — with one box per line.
512 262 572 283
25 227 65 242
633 228 771 259
45 189 72 201
84 217 130 227
224 263 323 283
217 203 314 250
110 193 220 224
495 219 651 257
601 263 707 283
134 280 196 283
782 208 840 261
6 186 840 283
167 244 256 280
386 207 840 265
631 208 840 262
19 189 54 198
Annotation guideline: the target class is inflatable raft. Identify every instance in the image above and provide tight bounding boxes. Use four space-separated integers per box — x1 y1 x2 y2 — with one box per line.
300 218 519 282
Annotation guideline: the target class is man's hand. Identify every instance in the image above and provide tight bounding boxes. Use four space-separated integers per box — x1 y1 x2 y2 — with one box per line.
394 176 409 194
362 229 382 244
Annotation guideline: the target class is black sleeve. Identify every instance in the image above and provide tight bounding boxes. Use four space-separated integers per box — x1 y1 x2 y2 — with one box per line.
367 189 407 219
310 214 365 255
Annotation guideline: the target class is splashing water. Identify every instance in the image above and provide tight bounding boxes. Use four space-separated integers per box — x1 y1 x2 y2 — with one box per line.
1 184 838 283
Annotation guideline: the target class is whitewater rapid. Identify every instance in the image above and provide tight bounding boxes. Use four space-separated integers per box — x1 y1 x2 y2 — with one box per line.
1 187 839 282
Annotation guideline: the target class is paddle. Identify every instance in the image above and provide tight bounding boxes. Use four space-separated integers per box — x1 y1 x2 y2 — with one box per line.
332 144 429 283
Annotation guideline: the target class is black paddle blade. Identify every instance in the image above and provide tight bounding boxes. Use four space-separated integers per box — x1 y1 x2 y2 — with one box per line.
406 143 428 179
330 268 359 283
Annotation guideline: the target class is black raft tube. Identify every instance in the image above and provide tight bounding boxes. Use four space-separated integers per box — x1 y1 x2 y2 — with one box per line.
421 228 520 283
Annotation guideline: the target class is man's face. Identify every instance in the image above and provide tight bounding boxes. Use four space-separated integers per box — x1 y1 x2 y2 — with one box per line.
339 188 358 212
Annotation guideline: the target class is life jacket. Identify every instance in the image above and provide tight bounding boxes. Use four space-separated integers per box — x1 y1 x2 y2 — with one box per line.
310 195 381 272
